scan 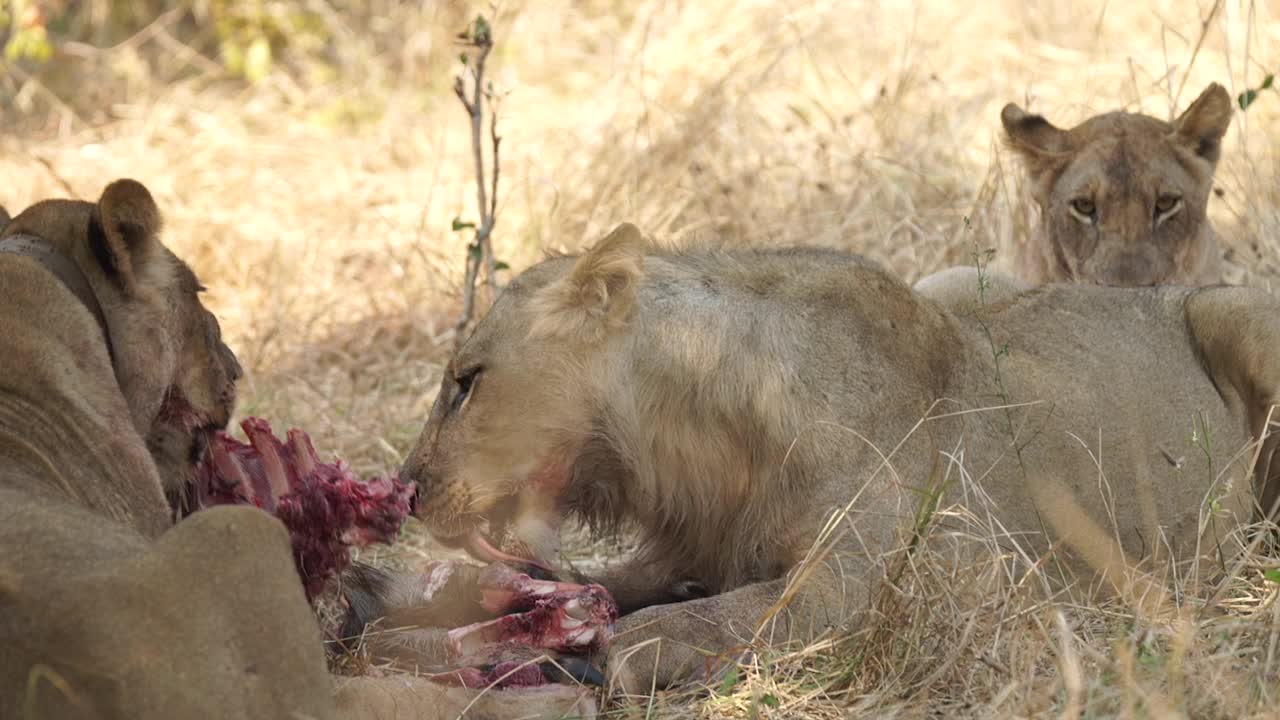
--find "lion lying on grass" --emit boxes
[0,181,598,720]
[386,223,1280,695]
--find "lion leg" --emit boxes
[0,489,151,720]
[603,561,858,695]
[334,675,599,720]
[17,505,337,720]
[576,563,710,616]
[139,505,337,716]
[1185,286,1280,518]
[342,560,613,687]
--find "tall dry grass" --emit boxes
[6,0,1280,716]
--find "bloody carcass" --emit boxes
[192,417,615,692]
[194,417,416,600]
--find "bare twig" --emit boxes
[451,13,503,352]
[58,6,184,57]
[487,108,502,291]
[30,154,77,197]
[2,62,90,135]
[1170,0,1222,114]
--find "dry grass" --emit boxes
[6,0,1280,716]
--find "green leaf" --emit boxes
[451,217,476,232]
[1264,568,1280,584]
[718,664,741,695]
[1137,647,1162,669]
[760,693,780,708]
[1239,89,1260,111]
[244,36,273,83]
[494,260,510,271]
[4,26,53,63]
[468,243,483,261]
[1263,74,1275,91]
[219,39,244,74]
[474,15,491,40]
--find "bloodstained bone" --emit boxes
[446,562,617,660]
[339,560,616,690]
[195,417,416,600]
[194,420,614,693]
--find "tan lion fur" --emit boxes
[401,224,1280,694]
[1003,82,1232,287]
[334,676,599,719]
[0,182,601,720]
[0,180,342,719]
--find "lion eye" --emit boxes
[451,366,482,412]
[1154,194,1182,219]
[1069,197,1096,220]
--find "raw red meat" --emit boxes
[338,559,616,689]
[195,417,416,600]
[449,562,616,658]
[193,419,616,693]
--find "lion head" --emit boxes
[1,179,242,514]
[402,224,647,569]
[1001,82,1232,287]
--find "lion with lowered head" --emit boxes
[392,223,1280,695]
[1002,82,1233,287]
[0,179,342,719]
[0,180,602,720]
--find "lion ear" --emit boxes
[1001,103,1070,171]
[529,222,647,342]
[1173,82,1233,165]
[89,178,162,295]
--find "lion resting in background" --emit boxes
[393,223,1280,694]
[0,182,597,720]
[1002,82,1233,287]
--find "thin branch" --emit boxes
[484,107,501,292]
[1172,0,1223,112]
[31,154,77,197]
[454,248,480,353]
[451,15,502,352]
[466,41,491,233]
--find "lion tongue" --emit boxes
[464,529,553,574]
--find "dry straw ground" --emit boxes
[6,0,1280,717]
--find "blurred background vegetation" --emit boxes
[6,4,1280,713]
[0,0,478,127]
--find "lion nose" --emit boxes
[223,344,244,383]
[399,457,431,516]
[1098,252,1159,287]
